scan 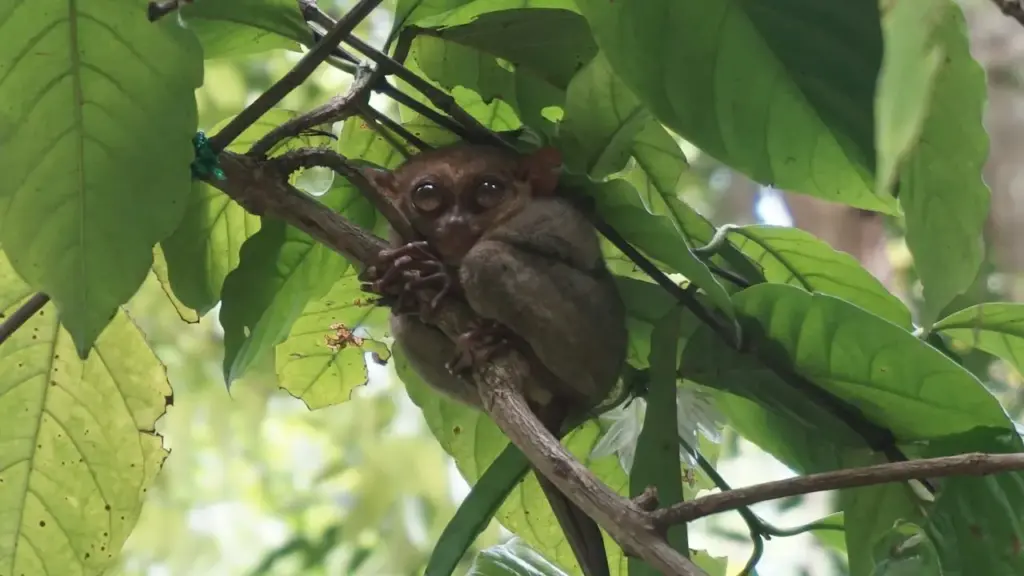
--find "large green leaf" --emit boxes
[400,353,627,576]
[0,3,203,356]
[275,267,390,409]
[180,0,308,58]
[219,180,376,385]
[871,522,942,576]
[162,111,331,316]
[0,251,172,575]
[557,53,650,180]
[726,225,912,328]
[574,0,897,214]
[933,303,1024,375]
[731,284,1009,440]
[894,4,990,327]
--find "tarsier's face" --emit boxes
[389,146,537,265]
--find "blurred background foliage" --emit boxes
[105,0,1024,574]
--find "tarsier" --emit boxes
[360,143,628,576]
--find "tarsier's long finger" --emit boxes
[378,240,435,264]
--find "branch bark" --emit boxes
[655,451,1024,526]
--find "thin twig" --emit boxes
[360,104,430,151]
[270,147,416,242]
[655,451,1024,526]
[0,292,51,346]
[208,0,384,153]
[359,112,416,158]
[248,66,376,157]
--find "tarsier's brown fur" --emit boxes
[363,143,627,576]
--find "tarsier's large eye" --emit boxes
[411,182,443,212]
[474,178,506,209]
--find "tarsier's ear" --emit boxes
[518,146,563,196]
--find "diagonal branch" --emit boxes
[655,451,1024,527]
[992,0,1024,26]
[0,292,50,347]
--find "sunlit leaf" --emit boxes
[574,0,897,214]
[150,247,199,324]
[933,303,1024,376]
[726,225,912,328]
[180,0,309,58]
[0,4,202,355]
[895,5,990,327]
[0,251,172,575]
[469,538,568,576]
[275,268,389,410]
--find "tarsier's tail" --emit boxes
[534,399,611,576]
[536,473,611,576]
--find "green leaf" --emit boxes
[895,5,990,327]
[558,53,650,179]
[427,443,530,576]
[731,284,1010,440]
[874,0,947,195]
[923,427,1024,574]
[150,247,200,324]
[933,303,1024,375]
[727,225,912,328]
[400,351,628,576]
[0,5,203,356]
[629,307,687,575]
[180,0,309,58]
[0,251,173,575]
[275,267,390,410]
[574,0,898,214]
[590,180,735,320]
[163,110,330,315]
[422,8,597,90]
[219,180,376,385]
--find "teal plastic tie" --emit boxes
[190,131,225,180]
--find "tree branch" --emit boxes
[208,0,384,153]
[992,0,1024,26]
[655,451,1024,526]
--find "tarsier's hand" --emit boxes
[446,319,514,375]
[360,241,453,317]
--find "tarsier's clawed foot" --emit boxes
[360,241,451,315]
[447,320,513,375]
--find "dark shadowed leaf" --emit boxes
[180,0,309,57]
[574,0,897,213]
[0,6,202,355]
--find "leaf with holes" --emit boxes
[895,5,990,327]
[400,350,628,576]
[0,4,202,356]
[575,0,897,213]
[727,225,912,328]
[275,267,390,410]
[220,180,377,386]
[0,250,172,575]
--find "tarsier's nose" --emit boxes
[436,213,479,262]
